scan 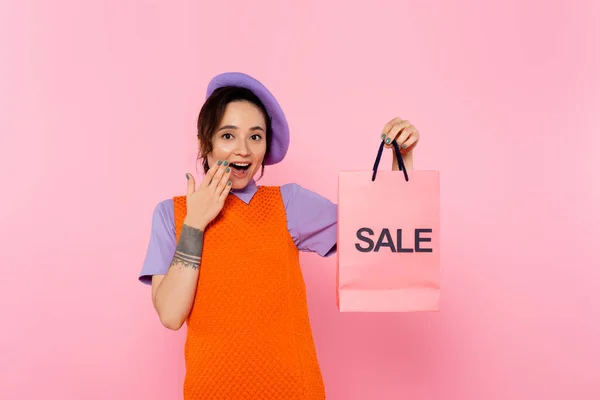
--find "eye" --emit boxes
[222,133,233,140]
[250,134,262,141]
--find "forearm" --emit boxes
[153,224,204,330]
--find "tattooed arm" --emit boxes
[148,160,232,330]
[151,224,204,330]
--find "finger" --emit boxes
[211,152,235,187]
[186,173,196,196]
[382,120,412,147]
[399,133,419,153]
[216,158,233,191]
[201,159,221,188]
[210,157,231,191]
[209,160,230,190]
[215,167,232,197]
[381,117,404,135]
[218,180,233,202]
[395,126,416,148]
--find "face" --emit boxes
[204,100,267,189]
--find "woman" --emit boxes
[139,72,420,399]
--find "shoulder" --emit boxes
[277,183,338,257]
[279,182,334,209]
[149,198,176,234]
[278,182,336,221]
[279,182,300,208]
[152,198,174,219]
[138,199,176,285]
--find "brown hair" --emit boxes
[197,86,272,177]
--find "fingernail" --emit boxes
[226,167,230,173]
[186,173,189,180]
[401,143,407,149]
[217,160,223,165]
[381,134,386,140]
[227,181,232,186]
[385,138,391,144]
[223,161,229,166]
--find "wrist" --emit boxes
[183,216,207,232]
[392,151,413,171]
[175,224,204,258]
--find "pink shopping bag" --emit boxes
[337,140,440,312]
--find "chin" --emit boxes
[230,174,253,190]
[230,165,259,188]
[230,180,247,190]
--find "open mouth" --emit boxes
[229,162,251,179]
[230,162,251,171]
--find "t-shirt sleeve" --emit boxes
[138,199,176,285]
[280,183,338,257]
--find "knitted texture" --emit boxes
[173,187,325,399]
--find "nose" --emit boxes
[234,138,250,156]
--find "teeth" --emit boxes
[232,163,250,166]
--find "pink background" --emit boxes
[1,0,599,399]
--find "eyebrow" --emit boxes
[217,125,265,132]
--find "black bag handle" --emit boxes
[371,139,409,182]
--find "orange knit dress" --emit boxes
[173,186,326,399]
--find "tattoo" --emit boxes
[170,224,204,270]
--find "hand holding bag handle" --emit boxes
[371,139,409,182]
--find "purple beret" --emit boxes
[205,72,290,166]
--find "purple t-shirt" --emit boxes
[138,180,338,285]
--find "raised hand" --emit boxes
[183,159,233,231]
[380,117,420,155]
